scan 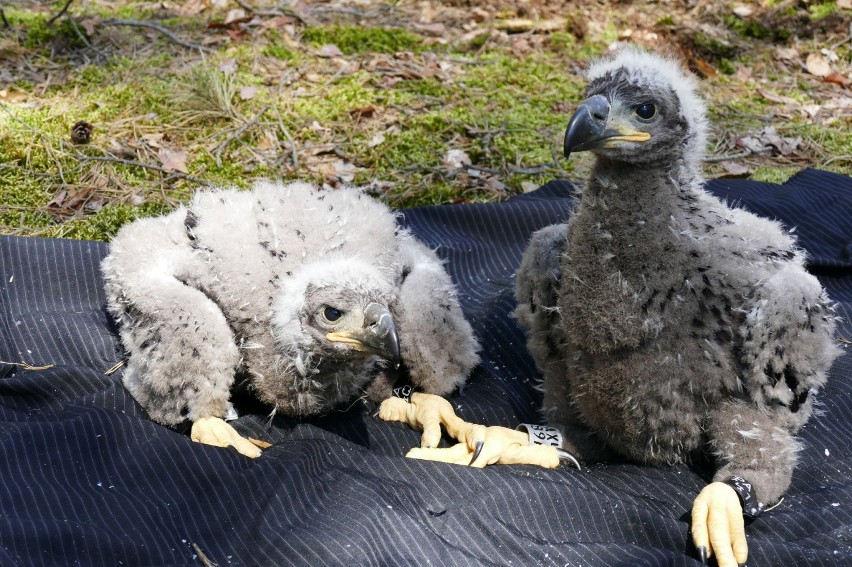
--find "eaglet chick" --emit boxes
[103,181,480,457]
[378,49,841,567]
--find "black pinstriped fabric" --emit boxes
[0,168,850,566]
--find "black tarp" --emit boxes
[0,169,850,566]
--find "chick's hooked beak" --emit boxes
[326,303,401,368]
[563,94,651,158]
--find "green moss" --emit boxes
[656,15,676,26]
[291,73,378,122]
[262,44,296,61]
[808,2,838,20]
[57,201,171,241]
[546,32,576,53]
[302,26,423,54]
[16,13,86,50]
[724,15,769,39]
[718,58,736,75]
[750,165,799,184]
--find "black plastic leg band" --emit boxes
[722,476,765,519]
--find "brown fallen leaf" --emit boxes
[805,53,831,77]
[158,148,189,173]
[774,46,799,61]
[177,0,209,16]
[443,149,471,169]
[224,9,247,25]
[756,87,799,106]
[824,73,851,87]
[349,105,376,119]
[317,44,344,58]
[720,161,750,177]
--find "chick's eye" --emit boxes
[322,306,344,322]
[636,103,656,120]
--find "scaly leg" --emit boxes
[378,393,578,469]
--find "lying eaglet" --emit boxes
[102,181,480,457]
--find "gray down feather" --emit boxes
[102,181,480,426]
[514,48,841,507]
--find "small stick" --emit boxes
[273,106,299,172]
[78,155,218,187]
[703,147,771,163]
[104,360,125,375]
[102,19,211,52]
[47,0,75,26]
[0,360,55,371]
[213,105,269,167]
[1,9,10,29]
[191,544,218,567]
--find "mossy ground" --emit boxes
[1,0,850,240]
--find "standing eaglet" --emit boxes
[102,181,480,458]
[378,49,841,567]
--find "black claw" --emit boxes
[697,546,708,565]
[555,448,582,470]
[468,441,484,466]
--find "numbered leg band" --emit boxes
[517,423,563,447]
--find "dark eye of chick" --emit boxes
[322,306,344,323]
[636,102,656,120]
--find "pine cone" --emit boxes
[70,121,93,145]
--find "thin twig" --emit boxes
[0,360,55,371]
[272,105,299,171]
[191,544,218,567]
[47,0,75,26]
[703,147,771,163]
[213,105,269,167]
[232,0,284,17]
[102,19,211,52]
[78,155,218,187]
[1,9,10,29]
[104,360,125,375]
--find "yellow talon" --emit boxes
[191,416,264,458]
[691,482,748,567]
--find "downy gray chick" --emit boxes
[102,181,480,456]
[514,48,841,566]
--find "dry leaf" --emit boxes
[774,46,799,61]
[78,16,100,37]
[219,59,237,74]
[177,0,208,16]
[720,161,750,176]
[158,148,189,173]
[317,44,344,58]
[521,181,539,193]
[224,9,247,25]
[805,53,831,77]
[239,85,257,100]
[367,132,386,148]
[349,105,376,119]
[141,133,165,149]
[443,149,471,169]
[824,73,851,87]
[311,159,358,182]
[256,130,278,152]
[413,22,446,36]
[838,0,851,8]
[756,88,799,106]
[732,4,754,17]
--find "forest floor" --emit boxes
[0,0,850,239]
